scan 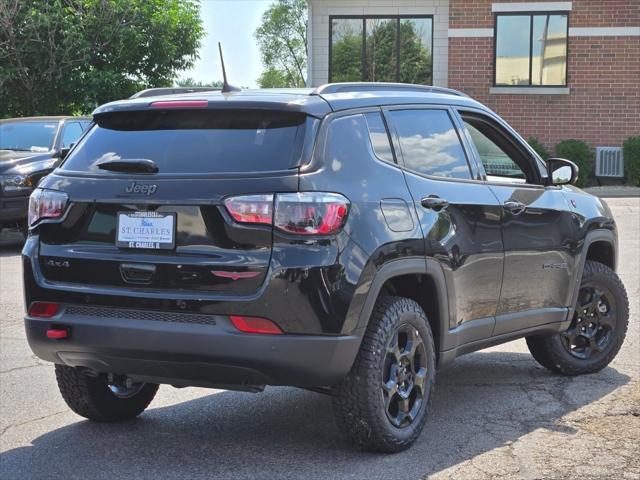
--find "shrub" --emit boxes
[623,136,640,187]
[555,139,593,187]
[527,137,549,160]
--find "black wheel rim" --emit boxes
[562,284,617,359]
[382,323,428,428]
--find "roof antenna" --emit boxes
[218,42,240,93]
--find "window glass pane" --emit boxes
[0,121,58,151]
[62,110,308,174]
[495,15,531,86]
[532,14,567,86]
[390,109,470,179]
[463,121,526,181]
[364,112,394,162]
[61,122,83,148]
[364,18,397,82]
[399,18,433,84]
[331,19,363,82]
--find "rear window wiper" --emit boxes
[96,158,158,174]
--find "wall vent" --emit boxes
[595,147,624,177]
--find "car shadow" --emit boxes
[0,351,629,480]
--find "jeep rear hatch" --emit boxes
[34,108,318,295]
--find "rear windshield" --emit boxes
[61,110,310,174]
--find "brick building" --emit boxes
[306,1,639,152]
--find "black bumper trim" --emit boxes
[25,306,361,388]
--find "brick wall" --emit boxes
[449,0,640,151]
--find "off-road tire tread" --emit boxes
[526,260,629,375]
[333,296,436,453]
[55,365,158,422]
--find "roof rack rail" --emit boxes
[130,87,220,99]
[311,82,468,97]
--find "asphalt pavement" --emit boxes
[1,197,638,480]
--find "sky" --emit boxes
[178,0,273,88]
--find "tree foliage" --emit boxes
[0,0,204,117]
[623,136,640,187]
[176,78,223,88]
[255,0,306,88]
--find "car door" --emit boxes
[456,109,579,335]
[384,106,504,341]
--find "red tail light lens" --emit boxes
[28,302,60,318]
[28,189,69,226]
[230,315,283,334]
[223,192,349,235]
[275,192,349,234]
[224,194,274,224]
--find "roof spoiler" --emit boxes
[129,87,220,99]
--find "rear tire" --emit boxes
[526,260,629,375]
[55,365,159,422]
[332,296,436,453]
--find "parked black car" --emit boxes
[22,84,629,452]
[1,116,90,234]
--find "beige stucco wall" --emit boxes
[307,0,449,87]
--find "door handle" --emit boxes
[504,200,526,215]
[421,196,449,211]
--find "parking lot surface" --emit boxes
[1,197,638,480]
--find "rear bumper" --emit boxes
[25,305,361,388]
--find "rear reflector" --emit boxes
[28,302,60,318]
[230,315,283,335]
[150,100,208,109]
[46,328,69,340]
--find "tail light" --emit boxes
[224,194,273,225]
[28,302,60,318]
[28,189,68,226]
[224,192,349,235]
[230,315,283,334]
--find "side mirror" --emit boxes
[547,157,579,186]
[59,142,75,160]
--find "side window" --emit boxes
[461,119,528,183]
[388,109,471,179]
[364,112,394,163]
[60,122,83,149]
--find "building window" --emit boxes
[494,13,568,86]
[329,16,433,85]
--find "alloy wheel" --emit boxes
[382,323,428,428]
[562,284,617,359]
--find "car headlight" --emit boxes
[0,175,34,193]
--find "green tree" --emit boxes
[255,0,307,88]
[0,0,204,117]
[176,77,223,88]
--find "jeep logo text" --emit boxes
[125,182,158,196]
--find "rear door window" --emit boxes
[61,110,311,174]
[388,109,471,179]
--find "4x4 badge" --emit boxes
[124,182,158,196]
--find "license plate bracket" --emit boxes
[116,211,176,250]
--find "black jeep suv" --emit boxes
[23,83,629,452]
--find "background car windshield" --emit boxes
[0,121,58,152]
[61,110,308,174]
